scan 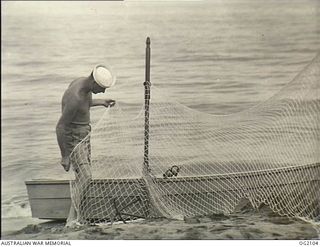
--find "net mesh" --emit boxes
[69,53,320,225]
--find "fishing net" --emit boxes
[69,53,320,225]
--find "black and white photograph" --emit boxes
[1,0,320,241]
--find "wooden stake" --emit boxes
[143,37,151,175]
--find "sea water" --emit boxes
[1,0,319,234]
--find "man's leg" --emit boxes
[67,156,92,225]
[77,162,92,223]
[73,128,92,223]
[66,125,92,225]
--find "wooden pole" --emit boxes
[143,37,151,175]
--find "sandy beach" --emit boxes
[3,203,319,240]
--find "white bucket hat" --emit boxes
[92,64,116,88]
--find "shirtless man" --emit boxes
[56,64,116,172]
[56,65,116,224]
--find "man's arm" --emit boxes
[56,100,78,158]
[91,99,116,108]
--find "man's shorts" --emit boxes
[65,124,91,174]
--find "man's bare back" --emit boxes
[62,78,92,125]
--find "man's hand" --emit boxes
[61,156,71,172]
[103,99,116,108]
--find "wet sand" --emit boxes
[2,203,319,240]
